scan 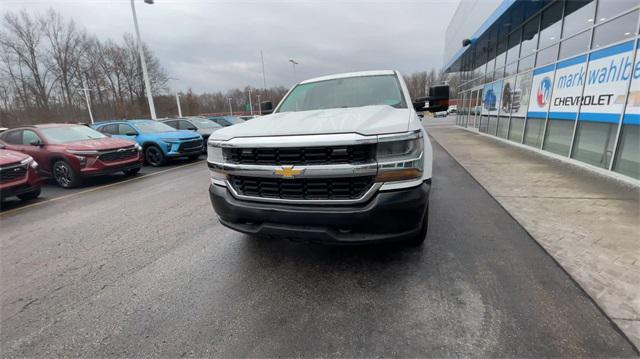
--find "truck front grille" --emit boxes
[99,148,138,162]
[0,164,27,183]
[224,144,375,165]
[229,175,375,200]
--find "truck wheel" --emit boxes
[407,205,429,246]
[17,188,41,201]
[145,145,165,167]
[52,160,81,188]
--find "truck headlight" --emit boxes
[207,141,227,183]
[375,131,424,182]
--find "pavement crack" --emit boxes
[17,298,39,314]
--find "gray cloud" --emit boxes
[1,0,459,92]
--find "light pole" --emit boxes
[228,98,233,116]
[130,0,157,120]
[79,88,94,124]
[289,58,299,83]
[260,50,267,89]
[257,94,261,115]
[175,94,182,117]
[168,77,182,117]
[248,88,253,115]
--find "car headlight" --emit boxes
[20,156,39,170]
[375,131,424,182]
[160,138,179,144]
[134,143,142,152]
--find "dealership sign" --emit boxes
[527,64,555,118]
[625,45,640,125]
[529,40,639,123]
[580,41,637,123]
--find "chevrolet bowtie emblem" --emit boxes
[274,166,304,179]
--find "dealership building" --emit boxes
[444,0,639,180]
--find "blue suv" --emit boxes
[92,119,203,166]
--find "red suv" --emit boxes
[0,145,42,202]
[0,124,143,188]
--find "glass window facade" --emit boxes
[559,30,591,59]
[453,0,640,181]
[591,10,639,49]
[539,2,563,49]
[562,0,596,38]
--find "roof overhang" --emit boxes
[443,0,551,73]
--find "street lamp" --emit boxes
[130,0,157,120]
[228,98,233,116]
[168,77,182,117]
[248,88,253,115]
[257,94,261,115]
[289,58,299,83]
[79,88,94,124]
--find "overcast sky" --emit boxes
[1,0,459,93]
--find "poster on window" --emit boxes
[500,76,516,115]
[579,41,636,122]
[548,55,588,118]
[624,46,640,125]
[481,80,503,116]
[527,64,555,118]
[512,71,532,117]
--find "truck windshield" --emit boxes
[277,74,406,113]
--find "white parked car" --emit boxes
[207,70,433,244]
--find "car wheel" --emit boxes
[406,205,429,246]
[53,160,80,188]
[17,188,41,201]
[123,167,141,176]
[145,145,165,167]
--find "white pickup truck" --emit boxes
[207,70,433,244]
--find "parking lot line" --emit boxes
[0,160,204,217]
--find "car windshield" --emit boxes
[133,121,176,133]
[211,118,232,126]
[41,125,106,143]
[277,74,406,113]
[228,117,244,124]
[191,119,222,129]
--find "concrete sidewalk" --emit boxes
[428,126,640,349]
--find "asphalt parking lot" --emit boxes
[0,128,637,357]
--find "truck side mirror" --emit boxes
[261,101,274,115]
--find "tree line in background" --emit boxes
[403,69,460,101]
[0,9,458,128]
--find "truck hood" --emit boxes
[64,137,136,151]
[210,105,411,141]
[0,149,30,166]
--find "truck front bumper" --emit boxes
[209,180,430,244]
